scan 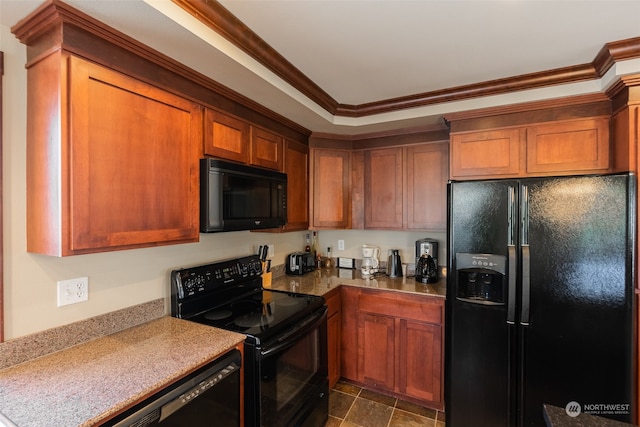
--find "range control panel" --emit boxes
[172,255,263,300]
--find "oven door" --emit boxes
[246,307,328,427]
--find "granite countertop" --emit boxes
[270,267,446,298]
[0,317,245,427]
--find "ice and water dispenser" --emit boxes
[455,253,506,304]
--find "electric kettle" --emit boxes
[415,254,438,283]
[387,249,403,278]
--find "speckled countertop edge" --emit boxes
[270,267,447,298]
[0,317,245,427]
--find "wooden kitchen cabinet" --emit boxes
[406,142,449,230]
[282,139,309,231]
[325,287,342,388]
[27,54,201,256]
[362,142,448,231]
[204,108,250,163]
[364,147,404,229]
[250,126,283,171]
[450,117,609,179]
[342,286,444,410]
[310,149,351,229]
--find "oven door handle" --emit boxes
[260,307,327,359]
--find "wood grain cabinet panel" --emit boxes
[357,312,396,390]
[397,319,442,404]
[27,54,201,256]
[364,147,404,229]
[250,127,283,171]
[450,117,610,180]
[450,128,523,178]
[326,288,342,388]
[343,287,444,410]
[526,118,609,174]
[406,143,449,230]
[204,108,249,163]
[310,149,351,228]
[282,139,309,231]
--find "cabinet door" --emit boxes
[357,313,396,391]
[450,128,524,179]
[364,147,404,229]
[204,108,249,163]
[406,143,449,230]
[283,140,309,231]
[340,286,359,380]
[310,149,351,228]
[526,118,609,174]
[250,127,283,171]
[326,288,342,388]
[61,56,201,254]
[397,319,443,406]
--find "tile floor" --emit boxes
[326,380,445,427]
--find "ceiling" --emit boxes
[3,0,640,135]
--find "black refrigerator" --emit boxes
[445,174,636,427]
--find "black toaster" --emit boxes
[285,252,316,275]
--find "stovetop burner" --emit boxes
[170,255,325,345]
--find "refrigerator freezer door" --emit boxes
[520,175,634,425]
[447,180,518,427]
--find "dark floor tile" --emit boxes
[359,388,397,407]
[395,399,437,419]
[333,380,361,396]
[345,397,393,427]
[437,410,446,422]
[324,415,342,427]
[329,390,356,419]
[389,409,436,426]
[435,420,445,427]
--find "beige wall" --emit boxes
[1,24,445,340]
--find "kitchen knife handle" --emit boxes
[507,245,517,324]
[520,244,530,326]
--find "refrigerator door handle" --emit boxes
[520,185,531,326]
[507,186,517,324]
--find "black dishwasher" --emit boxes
[105,349,241,427]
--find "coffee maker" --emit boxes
[415,238,439,269]
[361,245,380,276]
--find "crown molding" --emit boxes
[175,0,640,119]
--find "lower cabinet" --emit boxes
[326,288,342,388]
[341,286,444,410]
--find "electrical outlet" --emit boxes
[268,244,275,257]
[338,240,345,251]
[57,277,89,307]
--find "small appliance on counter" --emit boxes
[415,254,438,283]
[361,245,380,276]
[387,249,403,278]
[286,251,316,275]
[415,238,439,269]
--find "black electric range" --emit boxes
[170,255,325,344]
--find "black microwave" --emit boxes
[200,158,287,232]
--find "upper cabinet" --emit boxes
[310,149,352,229]
[204,108,250,163]
[282,140,309,231]
[250,127,284,171]
[448,98,612,180]
[14,1,312,254]
[361,143,449,231]
[27,54,202,256]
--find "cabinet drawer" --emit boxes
[358,292,443,325]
